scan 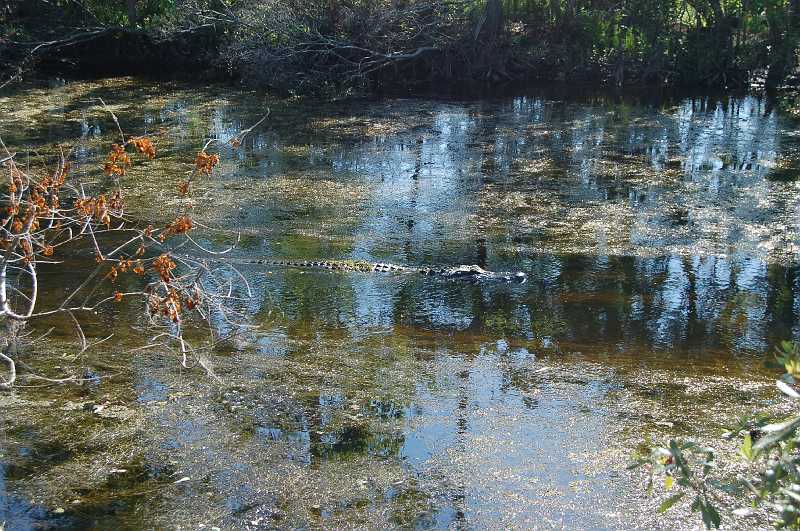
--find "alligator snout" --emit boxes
[499,271,527,283]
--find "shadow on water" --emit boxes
[0,451,169,529]
[1,79,800,528]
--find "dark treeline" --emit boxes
[2,0,800,94]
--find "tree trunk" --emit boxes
[766,0,800,88]
[126,0,137,27]
[708,0,724,25]
[550,0,561,24]
[477,0,504,43]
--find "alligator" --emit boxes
[204,258,527,283]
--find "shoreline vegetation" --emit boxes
[2,1,800,96]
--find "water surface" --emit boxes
[0,79,798,529]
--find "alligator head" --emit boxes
[440,265,527,283]
[502,271,528,283]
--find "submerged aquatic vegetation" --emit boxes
[1,79,800,528]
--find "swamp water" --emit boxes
[1,79,800,529]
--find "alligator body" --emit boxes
[214,258,527,283]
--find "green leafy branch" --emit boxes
[633,341,800,529]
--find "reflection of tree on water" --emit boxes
[9,80,800,529]
[446,367,469,527]
[152,88,800,517]
[246,250,800,359]
[766,265,798,345]
[124,91,800,526]
[203,87,798,265]
[542,254,799,354]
